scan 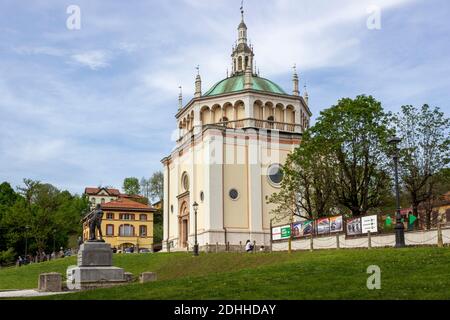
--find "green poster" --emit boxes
[281,226,291,239]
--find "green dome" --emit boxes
[204,75,286,97]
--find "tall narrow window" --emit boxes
[106,224,114,236]
[139,226,147,237]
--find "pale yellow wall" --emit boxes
[168,162,178,240]
[83,210,154,249]
[223,140,249,229]
[261,147,291,230]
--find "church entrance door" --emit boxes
[178,198,190,248]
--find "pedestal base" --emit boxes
[66,266,127,290]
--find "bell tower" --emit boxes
[231,3,254,76]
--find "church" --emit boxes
[162,7,311,252]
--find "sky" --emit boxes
[0,0,449,194]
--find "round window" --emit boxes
[267,164,283,187]
[229,189,239,201]
[182,172,189,191]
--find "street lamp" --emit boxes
[24,225,30,263]
[53,229,57,255]
[193,201,199,256]
[388,136,406,248]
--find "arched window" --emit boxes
[245,56,249,69]
[119,224,134,237]
[101,198,105,204]
[238,56,243,71]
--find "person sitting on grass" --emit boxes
[245,240,254,253]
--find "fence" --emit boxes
[271,226,450,251]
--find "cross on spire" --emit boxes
[240,0,244,20]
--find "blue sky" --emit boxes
[0,0,449,194]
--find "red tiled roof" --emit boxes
[101,198,155,212]
[84,187,120,196]
[119,194,145,199]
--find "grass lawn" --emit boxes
[1,247,449,300]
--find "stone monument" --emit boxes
[66,205,130,290]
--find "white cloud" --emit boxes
[71,50,111,70]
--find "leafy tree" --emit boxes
[394,104,450,228]
[0,182,17,206]
[0,182,18,251]
[268,131,335,222]
[122,177,140,195]
[140,177,151,200]
[149,171,164,203]
[1,179,88,259]
[311,95,393,216]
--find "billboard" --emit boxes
[272,225,291,241]
[330,216,344,233]
[361,215,378,234]
[346,217,362,236]
[316,218,330,235]
[292,220,314,238]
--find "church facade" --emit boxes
[162,9,311,252]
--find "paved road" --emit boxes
[0,289,69,298]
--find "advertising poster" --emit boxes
[272,226,281,241]
[316,218,330,235]
[292,220,314,238]
[272,225,291,241]
[346,217,362,236]
[361,215,378,234]
[329,216,344,233]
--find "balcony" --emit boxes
[209,118,301,133]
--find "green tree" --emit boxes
[140,177,151,200]
[122,177,140,195]
[0,182,18,252]
[2,179,88,257]
[394,105,450,228]
[149,171,164,203]
[268,131,335,222]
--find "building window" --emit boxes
[229,189,239,201]
[171,205,174,214]
[119,224,134,237]
[91,198,96,204]
[182,172,189,192]
[120,214,135,220]
[106,224,114,236]
[139,225,147,237]
[107,213,114,220]
[101,198,105,204]
[140,214,147,221]
[267,163,283,187]
[200,191,204,202]
[220,117,229,123]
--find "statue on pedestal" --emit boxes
[81,204,104,242]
